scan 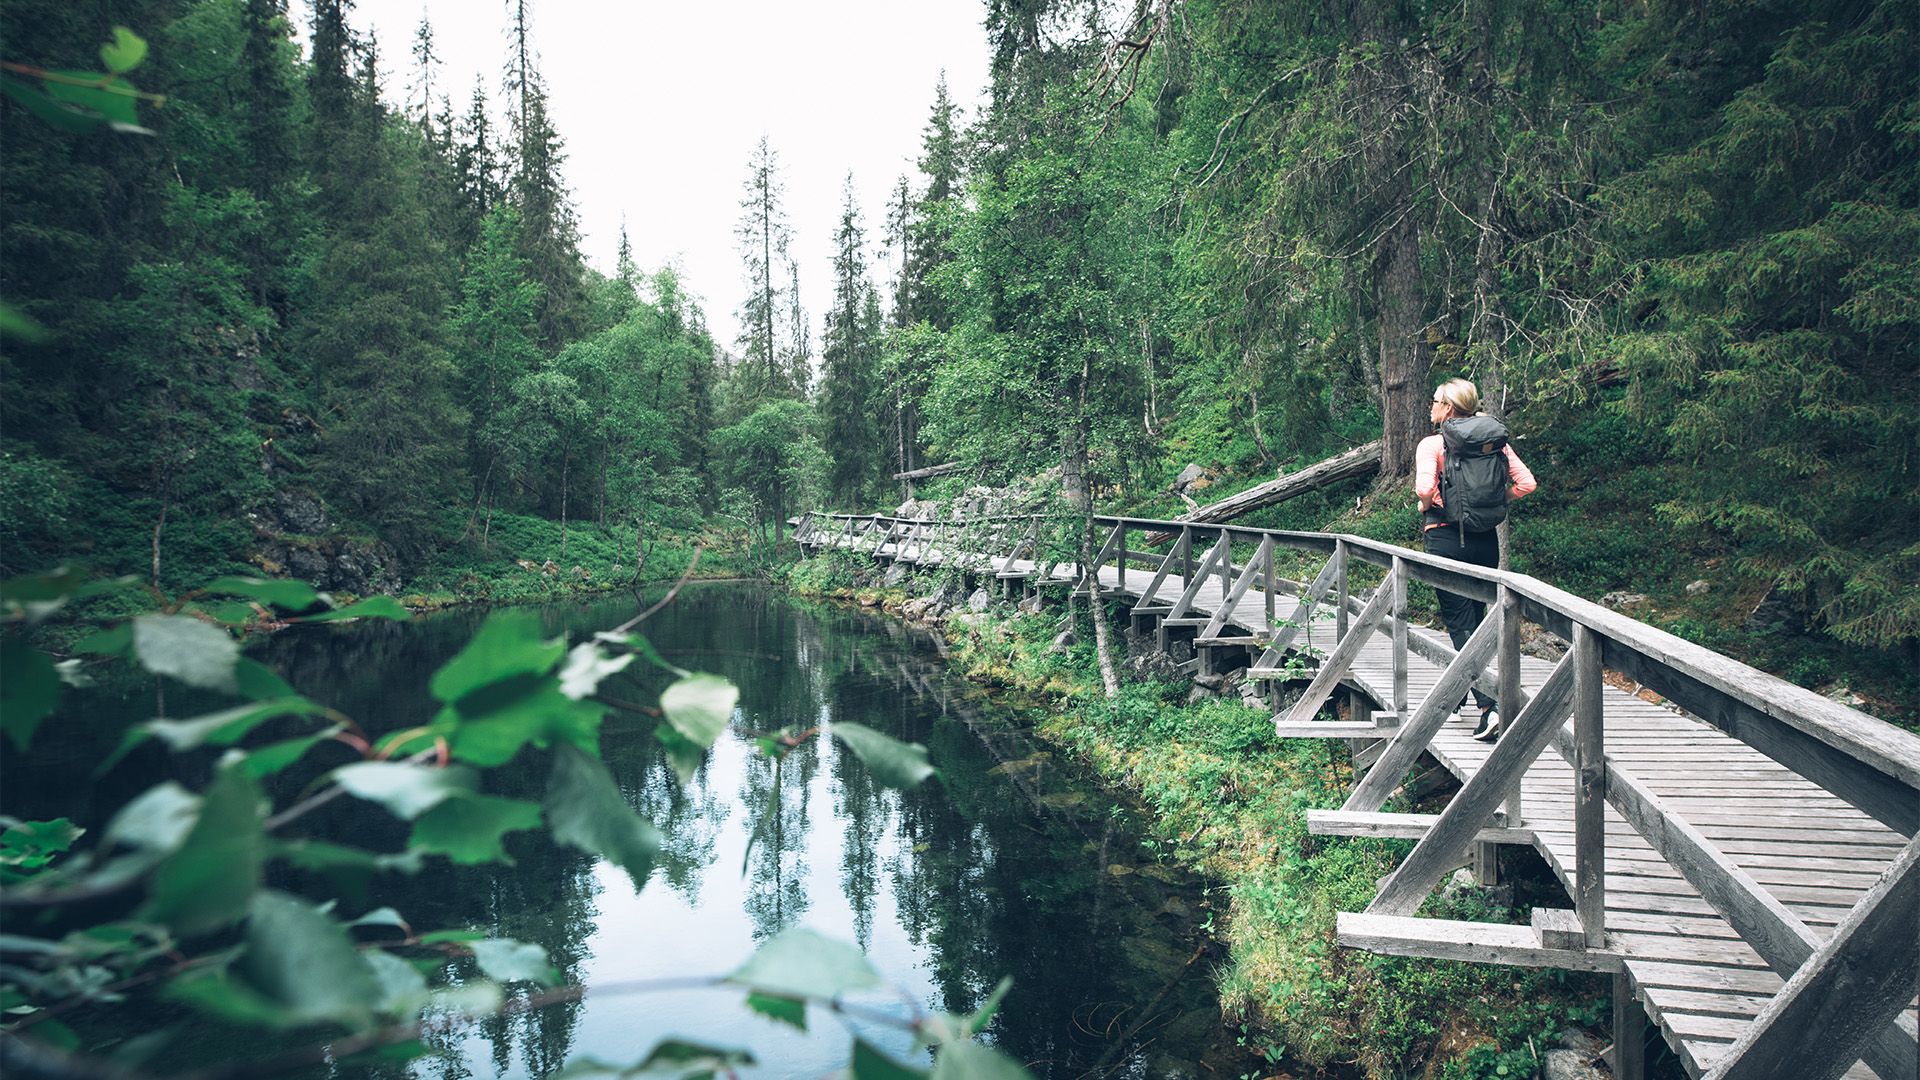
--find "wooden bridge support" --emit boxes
[799,509,1920,1080]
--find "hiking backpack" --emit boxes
[1438,414,1511,534]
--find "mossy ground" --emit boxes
[786,552,1619,1080]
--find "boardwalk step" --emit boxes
[1272,721,1394,739]
[1306,809,1535,845]
[1338,912,1622,972]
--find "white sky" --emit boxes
[324,0,992,354]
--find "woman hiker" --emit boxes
[1415,377,1537,741]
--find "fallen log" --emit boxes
[893,461,962,481]
[1146,440,1382,543]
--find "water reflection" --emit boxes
[19,585,1228,1078]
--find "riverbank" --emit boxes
[784,552,1620,1080]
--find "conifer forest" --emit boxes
[1,1,1916,1078]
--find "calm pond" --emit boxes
[22,584,1240,1078]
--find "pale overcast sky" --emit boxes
[318,0,992,354]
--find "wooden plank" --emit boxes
[1202,536,1272,639]
[1392,556,1409,716]
[1338,912,1622,971]
[1259,550,1341,661]
[1707,836,1920,1080]
[1274,721,1399,739]
[1306,809,1534,844]
[1615,970,1648,1080]
[1369,652,1576,916]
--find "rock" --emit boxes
[541,560,560,577]
[953,612,989,629]
[1174,463,1208,489]
[1166,639,1193,664]
[1600,591,1651,612]
[1185,685,1216,704]
[571,565,590,579]
[1048,629,1077,655]
[1685,578,1711,596]
[1193,672,1225,690]
[1540,1048,1609,1080]
[1521,627,1570,661]
[330,552,372,594]
[1126,651,1183,683]
[1239,681,1268,707]
[1819,683,1866,708]
[1016,593,1043,615]
[275,490,330,534]
[1744,584,1803,634]
[883,563,909,587]
[967,588,991,613]
[858,594,880,607]
[287,547,329,583]
[1441,868,1478,898]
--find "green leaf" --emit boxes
[411,793,541,865]
[849,1039,929,1080]
[297,595,410,622]
[204,576,321,611]
[543,744,662,891]
[831,722,936,789]
[660,673,737,748]
[635,1038,756,1073]
[348,907,410,932]
[469,938,556,986]
[417,928,486,945]
[75,622,132,656]
[240,726,342,778]
[430,611,564,703]
[595,630,688,677]
[132,614,238,693]
[0,819,84,877]
[42,71,141,129]
[725,928,880,1000]
[99,27,149,74]
[1,637,61,750]
[364,949,429,1015]
[104,783,200,852]
[1,75,109,134]
[557,642,634,700]
[142,764,265,936]
[164,969,290,1027]
[143,697,326,751]
[237,891,381,1024]
[929,1040,1033,1080]
[436,680,605,766]
[233,658,296,700]
[330,762,475,820]
[745,990,807,1032]
[654,723,706,786]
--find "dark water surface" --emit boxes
[19,585,1231,1078]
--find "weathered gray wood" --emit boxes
[1259,550,1342,661]
[1392,556,1409,716]
[1500,586,1525,827]
[1614,970,1648,1080]
[1203,536,1272,639]
[1344,609,1504,813]
[1157,440,1383,532]
[893,461,961,480]
[1552,732,1920,1077]
[1276,580,1396,729]
[1369,652,1576,916]
[1707,837,1920,1080]
[1334,539,1350,642]
[1574,623,1607,946]
[1130,527,1189,617]
[1337,912,1622,972]
[1533,908,1586,950]
[1306,809,1535,844]
[1273,721,1398,739]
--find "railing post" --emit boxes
[1391,556,1408,718]
[1500,585,1524,828]
[1335,540,1350,643]
[1573,623,1607,947]
[1181,526,1194,583]
[1118,523,1128,592]
[1264,535,1276,627]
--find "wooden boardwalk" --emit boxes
[799,512,1920,1080]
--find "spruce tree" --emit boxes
[820,177,882,503]
[733,136,792,405]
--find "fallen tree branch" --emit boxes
[1147,440,1383,544]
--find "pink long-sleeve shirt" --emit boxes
[1414,432,1536,530]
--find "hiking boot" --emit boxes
[1471,708,1501,742]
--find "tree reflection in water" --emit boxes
[24,584,1229,1077]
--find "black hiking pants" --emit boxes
[1424,526,1500,714]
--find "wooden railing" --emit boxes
[798,509,1920,1080]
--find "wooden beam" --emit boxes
[1574,624,1607,946]
[1256,549,1341,663]
[1307,809,1534,845]
[1130,527,1188,617]
[1706,836,1920,1080]
[1613,971,1648,1080]
[1344,608,1504,813]
[1203,536,1273,639]
[1150,440,1383,538]
[893,461,961,480]
[1336,912,1622,972]
[1274,721,1399,739]
[1368,651,1576,916]
[1276,576,1397,729]
[1166,531,1231,622]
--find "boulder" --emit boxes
[883,563,910,587]
[967,588,991,613]
[1600,591,1651,612]
[1685,578,1711,596]
[1048,629,1077,655]
[1126,650,1183,683]
[1193,672,1225,690]
[287,547,329,583]
[1522,626,1570,661]
[1174,462,1208,489]
[1016,593,1044,615]
[1166,639,1193,664]
[1541,1048,1609,1080]
[1185,685,1216,704]
[276,490,330,534]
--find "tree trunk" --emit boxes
[1064,352,1120,699]
[150,499,168,589]
[1353,0,1431,480]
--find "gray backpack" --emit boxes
[1439,415,1511,534]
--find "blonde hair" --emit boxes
[1434,377,1481,416]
